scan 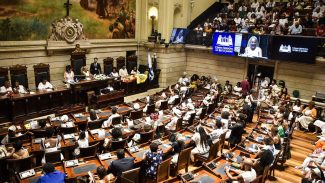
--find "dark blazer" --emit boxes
[90,62,102,75]
[109,157,135,177]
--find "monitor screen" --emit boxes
[269,35,319,63]
[235,33,269,59]
[170,28,189,44]
[212,32,236,56]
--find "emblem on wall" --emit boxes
[48,17,87,43]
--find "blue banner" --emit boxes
[212,32,235,56]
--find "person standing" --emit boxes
[241,76,250,95]
[90,57,102,75]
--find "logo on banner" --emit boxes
[279,44,291,53]
[213,33,235,55]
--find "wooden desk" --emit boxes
[20,165,65,183]
[173,166,222,183]
[70,78,114,104]
[0,87,72,122]
[91,90,124,108]
[64,157,102,179]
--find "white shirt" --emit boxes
[245,47,262,57]
[279,18,288,27]
[38,82,53,90]
[241,168,257,183]
[119,68,128,78]
[251,2,260,9]
[102,113,120,128]
[64,71,74,82]
[192,132,210,153]
[0,86,12,93]
[260,80,269,89]
[234,17,242,25]
[178,77,189,85]
[130,70,140,75]
[168,95,179,104]
[238,6,247,12]
[78,139,89,148]
[289,24,302,35]
[266,1,275,8]
[14,85,27,94]
[110,72,119,78]
[166,116,179,131]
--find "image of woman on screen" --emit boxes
[244,36,262,57]
[173,30,184,43]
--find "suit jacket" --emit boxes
[90,62,102,75]
[109,157,135,177]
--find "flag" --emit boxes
[148,52,154,81]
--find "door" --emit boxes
[247,64,274,87]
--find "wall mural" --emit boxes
[0,0,136,41]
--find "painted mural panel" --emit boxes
[0,0,136,41]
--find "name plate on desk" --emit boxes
[64,133,75,140]
[65,159,79,168]
[99,153,116,160]
[19,169,35,179]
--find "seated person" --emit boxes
[224,80,233,94]
[225,157,257,183]
[296,101,317,131]
[210,119,226,142]
[10,140,29,159]
[155,92,168,109]
[109,67,119,78]
[130,66,140,75]
[0,80,13,94]
[190,126,210,162]
[108,149,135,179]
[94,166,114,183]
[88,109,99,122]
[38,78,53,90]
[143,97,155,113]
[12,81,28,94]
[64,65,74,83]
[103,127,123,150]
[119,66,128,78]
[183,100,196,122]
[129,124,153,146]
[143,142,163,178]
[169,133,185,164]
[77,131,89,148]
[1,125,19,145]
[168,90,180,104]
[41,128,63,164]
[102,107,121,128]
[288,21,302,35]
[178,72,189,86]
[228,121,245,148]
[166,107,182,131]
[37,163,65,183]
[81,66,92,80]
[233,82,242,96]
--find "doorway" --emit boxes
[247,64,275,86]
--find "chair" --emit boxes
[79,142,100,158]
[7,155,35,173]
[77,121,88,131]
[175,118,183,132]
[156,125,166,138]
[159,101,168,110]
[156,157,172,182]
[31,129,48,138]
[261,165,271,183]
[103,57,114,75]
[269,149,282,177]
[139,130,154,144]
[183,113,195,127]
[146,104,156,115]
[45,150,62,164]
[194,140,220,163]
[173,97,181,105]
[9,133,31,144]
[9,64,28,88]
[121,167,141,183]
[170,147,192,177]
[71,45,86,76]
[88,119,104,130]
[60,126,78,135]
[207,103,215,114]
[110,139,127,151]
[33,63,50,88]
[112,116,122,126]
[198,107,207,120]
[126,55,138,74]
[218,132,227,154]
[0,66,9,87]
[116,56,126,71]
[130,110,143,120]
